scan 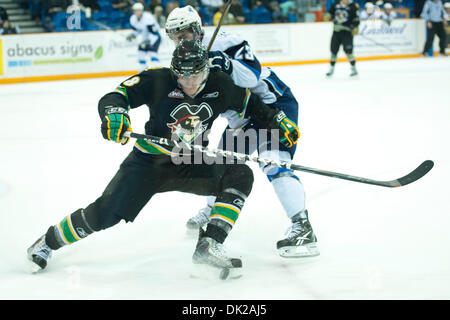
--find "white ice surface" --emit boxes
[0,58,449,299]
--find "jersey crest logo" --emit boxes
[167,103,213,143]
[201,92,219,99]
[168,89,185,99]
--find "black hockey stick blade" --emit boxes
[391,160,434,187]
[291,160,434,188]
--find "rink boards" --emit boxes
[0,19,426,84]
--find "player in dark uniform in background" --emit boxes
[326,0,360,77]
[26,40,300,279]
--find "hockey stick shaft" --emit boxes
[124,132,434,188]
[339,25,393,52]
[207,0,233,52]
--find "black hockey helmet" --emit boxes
[170,39,209,77]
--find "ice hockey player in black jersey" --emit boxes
[326,0,360,77]
[26,40,300,279]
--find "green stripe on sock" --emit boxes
[210,205,240,224]
[60,216,78,244]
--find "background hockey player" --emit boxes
[359,2,381,20]
[126,2,161,71]
[380,3,397,25]
[165,5,319,258]
[326,0,360,77]
[27,40,300,279]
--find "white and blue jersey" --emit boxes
[130,11,161,52]
[203,31,299,157]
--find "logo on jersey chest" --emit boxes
[168,88,185,99]
[167,103,213,143]
[202,91,219,99]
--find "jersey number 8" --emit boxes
[123,76,141,87]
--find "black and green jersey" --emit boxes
[329,0,360,32]
[98,67,279,155]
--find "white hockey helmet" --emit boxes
[132,2,144,11]
[384,2,393,9]
[165,5,204,39]
[365,2,375,13]
[444,2,450,9]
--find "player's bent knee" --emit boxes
[222,164,254,197]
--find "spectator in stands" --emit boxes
[184,0,200,9]
[0,20,20,34]
[0,6,8,24]
[201,0,223,17]
[150,0,163,12]
[153,4,166,27]
[270,1,286,23]
[251,0,272,23]
[421,0,448,56]
[381,2,397,25]
[165,0,180,14]
[77,0,100,18]
[229,0,246,24]
[42,0,70,31]
[213,3,234,25]
[112,0,134,14]
[287,7,297,22]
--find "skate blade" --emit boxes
[278,243,320,258]
[190,263,242,280]
[28,260,44,274]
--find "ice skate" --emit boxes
[350,66,358,77]
[27,235,52,273]
[326,66,335,77]
[192,234,242,280]
[186,205,211,235]
[277,210,320,258]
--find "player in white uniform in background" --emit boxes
[360,2,382,20]
[165,6,319,258]
[380,3,397,25]
[127,3,161,71]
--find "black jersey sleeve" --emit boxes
[98,71,155,118]
[349,3,360,29]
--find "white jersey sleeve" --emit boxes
[203,31,261,88]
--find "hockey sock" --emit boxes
[204,220,231,244]
[209,188,246,229]
[271,175,306,220]
[45,209,95,250]
[330,55,337,66]
[347,54,356,66]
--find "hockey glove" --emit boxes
[270,111,300,148]
[126,33,136,42]
[101,106,132,145]
[208,51,233,75]
[352,27,359,36]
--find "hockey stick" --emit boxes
[207,0,233,52]
[124,132,434,188]
[340,25,393,52]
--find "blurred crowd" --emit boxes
[0,0,449,33]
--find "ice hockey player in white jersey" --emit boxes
[360,2,382,20]
[380,3,397,25]
[165,5,319,258]
[126,2,161,71]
